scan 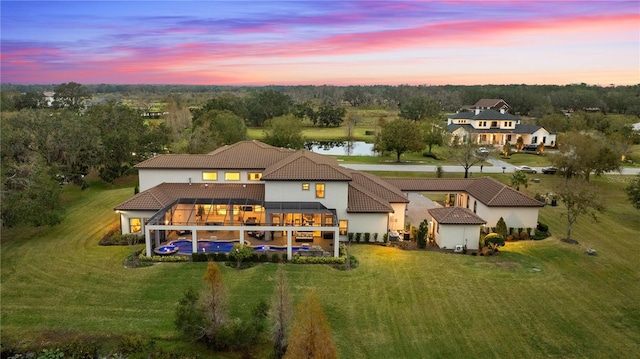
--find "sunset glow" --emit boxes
[1,1,638,85]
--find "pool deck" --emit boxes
[165,230,334,253]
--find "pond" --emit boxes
[306,141,377,156]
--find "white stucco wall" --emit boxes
[389,202,407,231]
[470,198,539,229]
[434,223,481,250]
[264,180,349,210]
[119,210,157,235]
[343,213,388,242]
[138,169,264,191]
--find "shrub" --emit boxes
[347,232,354,243]
[364,130,375,135]
[520,231,530,240]
[363,232,371,243]
[259,253,269,263]
[192,253,207,262]
[373,232,379,242]
[422,152,438,160]
[216,252,228,261]
[482,233,505,251]
[227,243,254,269]
[355,232,362,243]
[495,217,508,239]
[383,233,388,243]
[436,165,444,178]
[271,253,281,263]
[291,256,345,265]
[537,222,549,232]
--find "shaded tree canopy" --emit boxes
[263,114,305,150]
[399,96,440,121]
[550,131,621,181]
[625,174,640,210]
[52,82,92,109]
[556,178,605,243]
[374,118,423,162]
[188,109,247,154]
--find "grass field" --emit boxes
[1,174,639,358]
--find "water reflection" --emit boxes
[306,141,377,156]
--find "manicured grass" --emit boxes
[2,175,639,358]
[499,151,553,167]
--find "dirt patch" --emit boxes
[561,238,579,245]
[496,261,521,269]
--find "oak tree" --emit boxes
[374,118,423,162]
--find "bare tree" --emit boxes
[269,267,293,358]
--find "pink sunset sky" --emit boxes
[1,0,639,86]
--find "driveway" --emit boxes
[405,192,441,227]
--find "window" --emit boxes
[315,183,325,198]
[491,121,498,128]
[202,172,218,181]
[248,172,262,181]
[473,201,477,213]
[531,136,538,144]
[507,134,512,141]
[129,218,141,233]
[225,172,240,181]
[302,183,310,190]
[339,220,348,235]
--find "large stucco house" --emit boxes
[115,140,543,258]
[447,99,557,148]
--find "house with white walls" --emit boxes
[115,140,408,259]
[447,99,557,147]
[115,141,544,258]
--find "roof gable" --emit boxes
[428,207,486,225]
[136,140,293,170]
[383,177,543,207]
[347,182,394,213]
[262,151,351,181]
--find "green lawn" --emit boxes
[1,175,639,358]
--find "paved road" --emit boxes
[342,157,640,175]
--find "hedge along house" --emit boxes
[114,140,409,259]
[383,177,544,248]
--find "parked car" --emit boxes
[515,165,537,174]
[477,147,489,154]
[522,144,539,152]
[541,166,558,174]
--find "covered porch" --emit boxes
[143,199,340,259]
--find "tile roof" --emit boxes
[135,140,293,170]
[473,99,509,109]
[115,183,265,211]
[470,109,519,121]
[383,177,543,207]
[348,171,409,203]
[262,150,351,181]
[347,182,394,213]
[125,140,413,214]
[428,207,486,225]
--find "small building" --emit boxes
[427,207,486,250]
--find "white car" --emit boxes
[515,165,537,174]
[477,147,489,154]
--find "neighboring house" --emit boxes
[448,99,557,147]
[115,140,409,259]
[43,91,55,107]
[115,141,544,258]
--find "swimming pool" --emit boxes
[168,240,310,255]
[170,240,236,254]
